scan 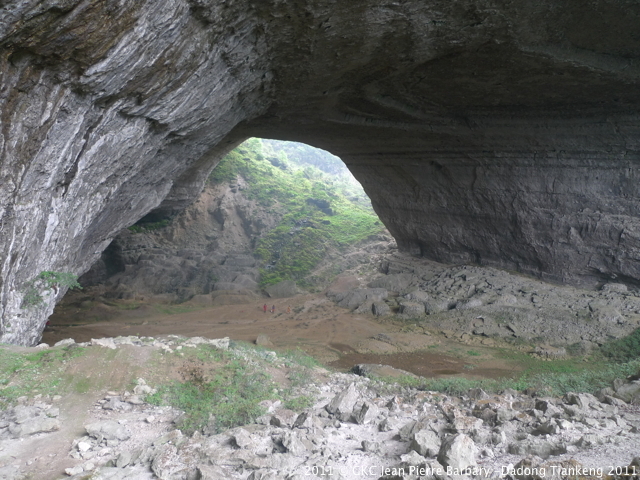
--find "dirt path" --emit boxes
[45,295,394,357]
[44,294,523,380]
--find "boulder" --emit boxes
[265,280,299,298]
[326,383,360,421]
[336,288,388,310]
[9,417,60,437]
[372,301,391,316]
[91,338,117,349]
[85,421,131,442]
[614,381,640,403]
[411,429,441,457]
[437,434,477,470]
[424,299,451,315]
[354,402,379,425]
[455,298,483,310]
[399,301,425,316]
[255,334,273,346]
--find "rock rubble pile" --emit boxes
[328,254,640,350]
[1,336,639,479]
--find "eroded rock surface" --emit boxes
[2,1,640,344]
[328,252,640,349]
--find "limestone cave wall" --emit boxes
[1,0,640,344]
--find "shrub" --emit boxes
[22,271,81,308]
[146,344,321,435]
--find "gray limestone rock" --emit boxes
[424,299,451,315]
[326,383,360,421]
[508,439,567,459]
[265,281,299,299]
[372,301,391,316]
[281,431,307,456]
[354,402,379,425]
[255,334,273,347]
[399,301,426,316]
[9,416,60,437]
[614,381,640,404]
[85,421,131,442]
[411,429,441,458]
[437,434,477,470]
[199,465,237,480]
[336,289,388,310]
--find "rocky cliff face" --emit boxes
[2,0,640,344]
[81,178,275,305]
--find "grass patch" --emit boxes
[0,346,86,407]
[128,219,171,234]
[600,327,640,363]
[73,377,92,394]
[147,344,320,435]
[148,362,275,435]
[279,347,323,370]
[376,359,640,397]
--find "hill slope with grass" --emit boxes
[211,138,387,289]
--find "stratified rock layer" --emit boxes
[1,0,640,344]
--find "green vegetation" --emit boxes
[209,138,385,288]
[600,327,640,363]
[128,219,171,234]
[374,355,640,398]
[147,343,319,435]
[0,346,86,407]
[22,271,81,308]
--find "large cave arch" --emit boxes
[2,0,640,345]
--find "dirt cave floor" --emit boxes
[43,293,525,381]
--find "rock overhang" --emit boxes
[1,0,640,344]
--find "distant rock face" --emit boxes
[2,1,640,344]
[79,180,274,304]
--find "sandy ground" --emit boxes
[43,293,521,380]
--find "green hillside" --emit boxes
[209,138,385,288]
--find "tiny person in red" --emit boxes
[263,303,267,313]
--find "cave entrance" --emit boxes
[46,138,390,341]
